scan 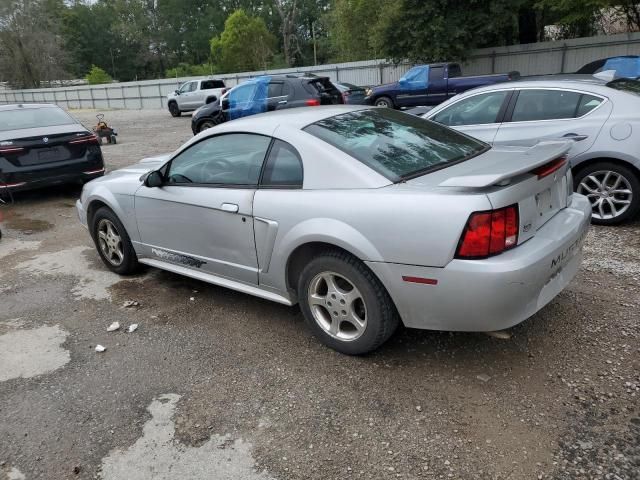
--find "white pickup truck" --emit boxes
[167,78,227,117]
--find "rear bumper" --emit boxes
[367,194,592,331]
[0,160,104,192]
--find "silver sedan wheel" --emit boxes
[307,271,367,341]
[577,170,633,220]
[97,219,124,266]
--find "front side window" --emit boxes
[429,66,444,82]
[304,108,488,182]
[261,140,303,187]
[511,89,584,122]
[432,91,509,126]
[167,134,271,186]
[179,82,196,93]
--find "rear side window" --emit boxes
[201,80,223,90]
[448,64,462,78]
[511,89,586,121]
[261,140,303,188]
[607,78,640,97]
[0,107,75,132]
[429,66,444,82]
[433,91,509,126]
[576,94,604,116]
[268,82,284,98]
[304,108,488,182]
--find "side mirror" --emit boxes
[174,89,180,95]
[398,78,408,88]
[221,99,229,110]
[145,171,164,188]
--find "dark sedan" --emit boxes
[0,104,104,192]
[334,82,367,104]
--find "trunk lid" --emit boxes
[408,141,573,244]
[0,130,97,167]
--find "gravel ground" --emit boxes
[0,109,638,480]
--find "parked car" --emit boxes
[577,55,640,79]
[364,63,519,108]
[190,75,343,134]
[77,106,590,354]
[334,82,367,104]
[0,104,104,192]
[167,78,227,117]
[422,75,640,225]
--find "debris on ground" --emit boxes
[95,345,106,353]
[485,330,512,340]
[127,324,138,333]
[106,322,120,332]
[122,301,140,308]
[476,374,491,383]
[189,297,195,301]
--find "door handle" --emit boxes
[563,133,588,142]
[278,100,287,105]
[220,203,239,213]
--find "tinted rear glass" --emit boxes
[0,107,75,132]
[304,108,488,181]
[201,80,225,89]
[607,78,640,97]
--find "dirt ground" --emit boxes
[0,109,638,480]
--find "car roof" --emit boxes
[216,105,371,132]
[0,103,61,112]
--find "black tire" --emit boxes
[91,207,140,275]
[197,114,225,133]
[574,161,640,225]
[297,250,399,355]
[168,102,181,117]
[374,96,394,108]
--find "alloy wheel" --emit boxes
[97,219,124,266]
[307,271,367,341]
[577,170,633,220]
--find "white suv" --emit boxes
[167,78,226,117]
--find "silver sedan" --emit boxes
[77,106,591,354]
[423,75,640,225]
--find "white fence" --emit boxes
[1,32,639,110]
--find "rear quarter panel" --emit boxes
[253,187,492,294]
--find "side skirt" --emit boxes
[138,257,294,306]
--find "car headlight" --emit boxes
[365,88,372,97]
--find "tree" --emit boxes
[371,0,525,64]
[0,0,69,88]
[85,65,113,85]
[210,10,277,72]
[328,0,384,61]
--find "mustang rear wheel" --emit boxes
[91,207,140,275]
[298,250,399,355]
[575,162,640,225]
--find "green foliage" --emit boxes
[210,10,277,72]
[328,0,385,61]
[165,63,217,78]
[85,65,113,85]
[372,0,526,63]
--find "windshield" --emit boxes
[607,78,640,97]
[0,107,76,132]
[304,108,489,181]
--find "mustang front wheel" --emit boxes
[298,250,399,355]
[92,207,140,275]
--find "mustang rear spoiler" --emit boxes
[439,141,571,188]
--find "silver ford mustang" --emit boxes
[77,106,591,354]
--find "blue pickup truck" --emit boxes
[364,63,519,108]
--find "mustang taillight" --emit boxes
[456,205,519,259]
